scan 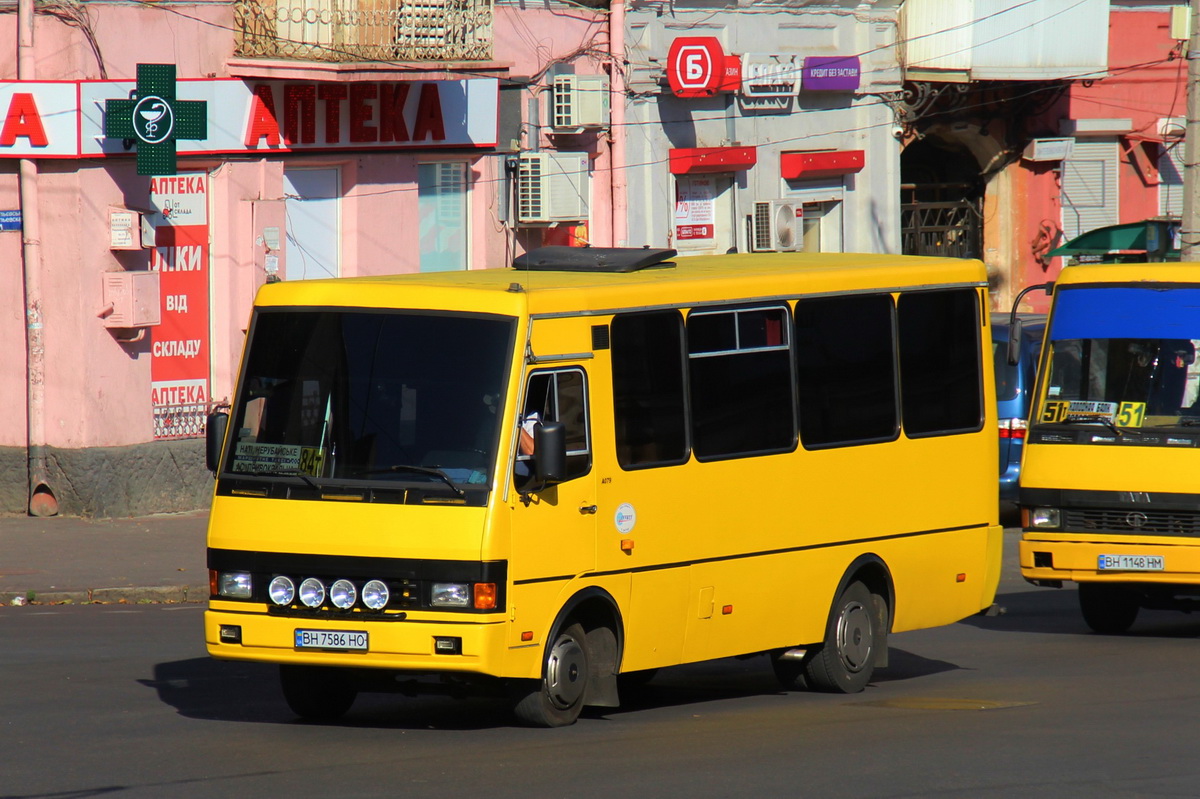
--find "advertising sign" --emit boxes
[0,77,500,159]
[801,56,861,92]
[149,173,209,440]
[666,38,740,98]
[675,177,716,241]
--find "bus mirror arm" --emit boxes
[1007,282,1054,366]
[206,411,229,474]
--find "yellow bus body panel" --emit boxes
[207,251,1002,682]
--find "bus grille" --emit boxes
[1064,509,1200,537]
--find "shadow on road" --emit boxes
[963,586,1200,638]
[144,644,966,730]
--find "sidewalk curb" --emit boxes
[0,586,205,607]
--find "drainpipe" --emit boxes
[18,0,56,517]
[609,0,627,247]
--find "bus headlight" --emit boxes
[362,580,390,610]
[330,579,357,610]
[217,571,252,599]
[431,582,470,607]
[299,578,326,608]
[268,575,296,606]
[1029,507,1061,529]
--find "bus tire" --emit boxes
[804,581,878,693]
[1078,583,1139,634]
[279,665,357,722]
[511,622,590,727]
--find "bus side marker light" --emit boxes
[956,573,967,583]
[620,539,635,553]
[721,605,733,615]
[521,631,534,642]
[474,583,497,610]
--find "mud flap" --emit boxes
[584,625,620,707]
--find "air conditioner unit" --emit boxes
[552,74,610,133]
[1159,117,1186,139]
[516,152,591,224]
[751,200,801,252]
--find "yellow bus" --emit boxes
[205,247,1002,726]
[1019,262,1200,633]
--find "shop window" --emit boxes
[419,162,468,272]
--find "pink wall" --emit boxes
[1,2,611,452]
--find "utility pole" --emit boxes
[1183,0,1200,261]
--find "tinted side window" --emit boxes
[898,288,983,436]
[795,294,898,448]
[687,306,795,459]
[611,311,689,468]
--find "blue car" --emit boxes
[990,312,1046,502]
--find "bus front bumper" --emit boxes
[205,604,538,678]
[1019,535,1200,587]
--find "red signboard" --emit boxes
[666,38,740,98]
[149,173,210,440]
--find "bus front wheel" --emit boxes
[1078,583,1140,634]
[279,664,357,722]
[511,622,590,727]
[804,581,878,693]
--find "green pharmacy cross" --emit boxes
[105,64,207,176]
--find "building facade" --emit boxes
[0,0,611,515]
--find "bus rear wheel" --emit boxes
[279,665,357,722]
[804,581,878,693]
[511,622,590,727]
[1078,583,1140,634]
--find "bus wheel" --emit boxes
[279,665,357,722]
[804,581,878,693]
[511,622,590,727]
[1078,583,1139,634]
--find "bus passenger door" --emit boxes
[507,366,597,627]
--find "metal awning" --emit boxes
[1048,219,1179,257]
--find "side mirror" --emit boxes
[1007,318,1024,367]
[206,411,229,473]
[534,421,567,486]
[1007,281,1055,365]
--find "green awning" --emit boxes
[1049,220,1178,257]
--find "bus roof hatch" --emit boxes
[512,246,677,273]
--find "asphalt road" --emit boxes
[4,524,1200,798]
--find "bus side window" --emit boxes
[517,368,591,485]
[611,310,689,468]
[897,288,984,437]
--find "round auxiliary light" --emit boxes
[362,579,390,611]
[330,579,357,610]
[268,575,296,606]
[299,577,326,608]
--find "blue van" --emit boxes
[990,313,1046,501]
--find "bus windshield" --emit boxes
[223,309,516,487]
[1041,286,1200,429]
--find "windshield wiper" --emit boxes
[374,464,466,498]
[1058,417,1123,437]
[279,471,320,489]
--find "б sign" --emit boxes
[667,37,739,98]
